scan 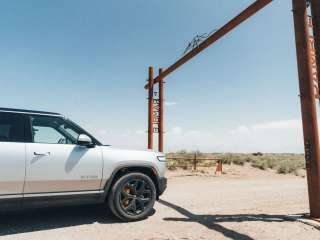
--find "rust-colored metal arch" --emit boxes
[145,0,320,218]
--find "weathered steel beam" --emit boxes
[144,0,273,89]
[292,0,320,218]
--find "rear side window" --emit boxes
[0,112,26,142]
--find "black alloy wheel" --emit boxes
[108,172,156,221]
[120,178,153,215]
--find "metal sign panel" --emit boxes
[153,92,160,133]
[307,15,319,99]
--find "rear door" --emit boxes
[0,112,27,196]
[24,115,103,194]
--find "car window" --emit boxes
[31,115,82,145]
[33,126,67,144]
[0,112,25,142]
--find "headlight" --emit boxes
[157,156,166,162]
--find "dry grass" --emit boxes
[166,152,305,175]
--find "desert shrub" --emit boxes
[277,161,292,174]
[167,152,305,175]
[249,156,277,170]
[167,165,177,171]
[251,159,268,170]
[176,149,188,154]
[277,160,301,174]
[182,165,188,170]
[266,158,277,169]
[252,152,263,156]
[220,154,247,166]
[221,154,233,165]
[203,161,214,167]
[232,157,246,166]
[191,150,204,156]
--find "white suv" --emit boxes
[0,108,167,221]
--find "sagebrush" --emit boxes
[166,151,305,175]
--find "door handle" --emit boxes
[34,152,50,156]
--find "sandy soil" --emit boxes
[0,164,319,240]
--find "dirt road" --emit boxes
[0,165,319,240]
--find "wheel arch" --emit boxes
[103,165,160,200]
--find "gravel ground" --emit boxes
[0,165,319,240]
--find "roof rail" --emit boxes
[0,107,62,116]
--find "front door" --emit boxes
[24,115,103,194]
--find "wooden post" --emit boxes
[193,153,197,171]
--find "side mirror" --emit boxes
[77,134,94,147]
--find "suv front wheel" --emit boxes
[108,172,156,221]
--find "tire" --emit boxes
[107,172,156,221]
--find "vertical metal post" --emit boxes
[148,66,154,150]
[311,0,320,96]
[158,68,164,152]
[293,0,320,218]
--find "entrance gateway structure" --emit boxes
[144,0,320,218]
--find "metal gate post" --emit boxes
[311,0,320,96]
[292,0,320,218]
[158,68,164,152]
[148,66,154,150]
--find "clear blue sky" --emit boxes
[0,0,305,152]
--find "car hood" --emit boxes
[100,146,163,162]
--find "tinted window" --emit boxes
[0,112,25,142]
[31,115,83,144]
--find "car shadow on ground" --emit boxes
[158,199,315,240]
[0,204,121,236]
